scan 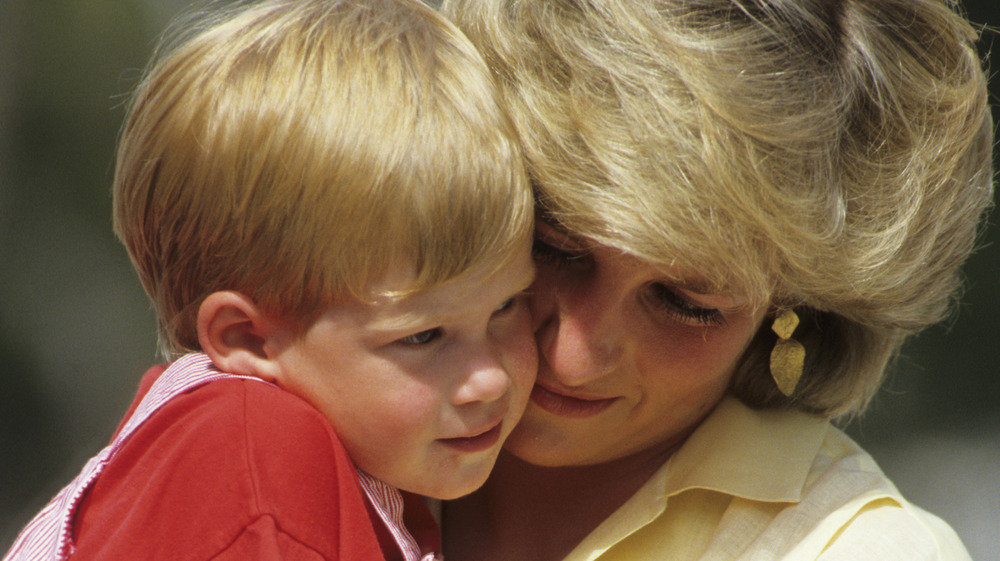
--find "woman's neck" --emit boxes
[442,447,673,561]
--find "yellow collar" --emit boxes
[659,396,829,503]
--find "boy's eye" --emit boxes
[398,328,441,345]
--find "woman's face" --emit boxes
[504,219,768,468]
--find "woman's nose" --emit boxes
[533,279,624,386]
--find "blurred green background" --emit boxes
[1,0,998,558]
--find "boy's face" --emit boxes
[273,242,537,499]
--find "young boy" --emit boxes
[3,0,536,559]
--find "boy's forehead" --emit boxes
[360,246,535,331]
[359,283,481,332]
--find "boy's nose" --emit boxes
[451,353,511,405]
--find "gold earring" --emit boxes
[770,309,804,396]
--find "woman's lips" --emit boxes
[438,422,504,453]
[529,383,618,418]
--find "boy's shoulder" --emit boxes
[146,370,340,446]
[115,367,365,505]
[114,364,350,475]
[70,369,382,560]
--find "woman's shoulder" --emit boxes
[787,426,971,560]
[815,498,971,560]
[659,401,972,560]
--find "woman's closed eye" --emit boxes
[646,283,726,327]
[494,296,516,314]
[532,236,587,270]
[398,328,442,345]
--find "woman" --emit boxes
[439,0,992,559]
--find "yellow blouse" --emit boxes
[563,397,971,561]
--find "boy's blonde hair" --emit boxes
[443,0,993,417]
[114,0,532,358]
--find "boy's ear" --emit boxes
[197,291,285,383]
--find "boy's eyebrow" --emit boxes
[367,261,536,334]
[362,291,442,332]
[367,311,439,333]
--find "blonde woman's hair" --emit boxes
[443,0,993,417]
[115,0,532,358]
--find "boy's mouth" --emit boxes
[438,422,504,453]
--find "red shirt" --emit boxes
[72,365,388,560]
[5,355,439,560]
